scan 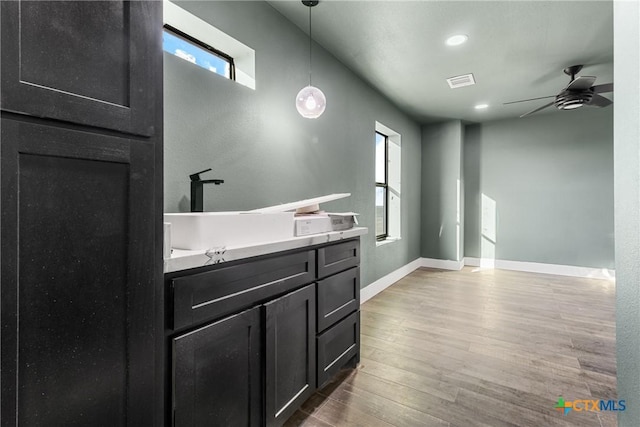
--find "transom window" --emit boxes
[163,24,235,80]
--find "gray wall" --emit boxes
[421,121,464,261]
[614,1,640,424]
[463,124,481,258]
[162,2,640,421]
[164,1,422,287]
[463,107,614,269]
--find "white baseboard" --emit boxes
[420,257,465,271]
[464,257,481,267]
[360,257,616,304]
[360,258,422,303]
[464,257,496,268]
[361,256,614,305]
[464,257,615,280]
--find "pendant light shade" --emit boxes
[297,0,326,119]
[296,85,326,118]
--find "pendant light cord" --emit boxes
[308,4,313,86]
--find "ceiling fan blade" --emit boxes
[592,82,613,93]
[520,101,555,118]
[587,94,613,108]
[565,76,596,91]
[503,95,555,105]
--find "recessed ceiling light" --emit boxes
[475,104,489,110]
[445,34,468,46]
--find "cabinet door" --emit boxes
[0,0,159,136]
[0,118,158,426]
[265,284,316,427]
[173,307,262,427]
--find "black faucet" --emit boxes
[190,168,224,212]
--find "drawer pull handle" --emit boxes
[323,300,353,319]
[191,272,308,309]
[323,344,356,372]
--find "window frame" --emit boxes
[163,24,236,81]
[375,131,389,241]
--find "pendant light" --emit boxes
[296,0,326,119]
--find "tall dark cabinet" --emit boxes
[1,1,163,426]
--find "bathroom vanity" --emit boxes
[164,228,366,426]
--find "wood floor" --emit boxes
[285,267,617,427]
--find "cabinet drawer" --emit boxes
[317,311,360,387]
[317,239,359,278]
[171,251,315,330]
[317,267,359,332]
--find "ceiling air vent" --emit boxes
[446,73,475,89]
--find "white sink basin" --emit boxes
[164,212,295,250]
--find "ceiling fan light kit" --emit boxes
[504,64,613,118]
[554,90,593,110]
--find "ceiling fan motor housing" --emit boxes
[554,89,594,110]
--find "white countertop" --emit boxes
[164,227,368,273]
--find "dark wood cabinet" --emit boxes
[171,250,315,331]
[317,267,360,332]
[317,311,360,387]
[1,1,163,425]
[1,0,158,136]
[165,238,361,427]
[170,281,317,427]
[317,239,360,278]
[265,284,316,427]
[1,118,158,426]
[173,307,262,427]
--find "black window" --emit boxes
[375,131,388,240]
[163,24,235,80]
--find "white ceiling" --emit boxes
[267,0,614,123]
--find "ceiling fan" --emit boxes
[504,65,613,118]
